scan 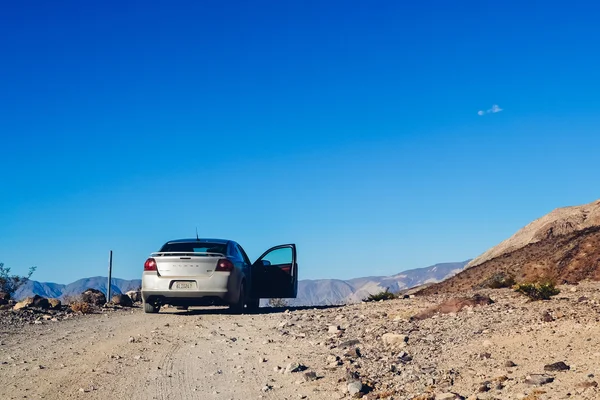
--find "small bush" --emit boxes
[70,301,93,314]
[267,298,289,308]
[364,288,397,302]
[514,281,560,301]
[481,272,516,289]
[0,262,36,299]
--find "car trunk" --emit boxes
[154,255,221,277]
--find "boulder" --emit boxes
[81,288,106,306]
[14,295,49,310]
[48,298,62,309]
[126,290,142,303]
[0,292,10,301]
[111,294,133,307]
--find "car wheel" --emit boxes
[230,284,245,314]
[246,297,260,313]
[144,301,160,314]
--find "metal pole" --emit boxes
[107,250,113,303]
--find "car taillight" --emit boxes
[144,258,157,271]
[215,259,234,272]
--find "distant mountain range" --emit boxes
[15,260,469,305]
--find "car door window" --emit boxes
[261,247,292,267]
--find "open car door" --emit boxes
[251,244,297,299]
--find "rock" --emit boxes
[48,298,62,309]
[14,295,49,310]
[111,294,133,307]
[382,333,408,347]
[541,311,554,322]
[504,360,517,367]
[412,294,494,320]
[347,381,362,395]
[304,371,318,381]
[329,325,343,334]
[398,351,413,363]
[576,381,598,389]
[338,339,361,349]
[285,362,307,373]
[525,374,554,385]
[479,352,492,359]
[81,289,106,306]
[0,292,9,301]
[544,361,570,371]
[435,393,465,400]
[126,290,142,302]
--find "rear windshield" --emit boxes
[159,242,227,254]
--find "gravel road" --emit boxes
[3,283,600,400]
[0,307,337,400]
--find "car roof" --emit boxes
[165,238,231,244]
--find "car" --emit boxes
[141,238,298,314]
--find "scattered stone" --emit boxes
[576,381,598,389]
[505,360,517,367]
[412,294,494,320]
[382,333,408,347]
[347,381,363,396]
[304,371,318,381]
[435,393,465,400]
[541,311,554,322]
[329,325,343,334]
[544,361,570,372]
[525,374,554,386]
[286,362,307,373]
[338,339,361,349]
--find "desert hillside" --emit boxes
[420,224,600,295]
[467,199,600,269]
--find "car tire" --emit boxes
[144,301,160,314]
[230,283,245,314]
[246,297,260,313]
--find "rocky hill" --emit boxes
[420,199,600,295]
[15,261,468,305]
[467,198,600,268]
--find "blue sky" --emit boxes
[1,1,600,284]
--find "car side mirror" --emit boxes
[262,260,272,267]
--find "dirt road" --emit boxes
[4,284,600,400]
[0,307,337,400]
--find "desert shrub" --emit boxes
[364,288,397,302]
[70,301,93,314]
[0,262,36,299]
[481,272,516,289]
[268,298,289,307]
[514,281,560,301]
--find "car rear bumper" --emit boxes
[141,271,238,305]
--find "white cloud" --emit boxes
[478,104,503,116]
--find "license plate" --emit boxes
[174,281,194,290]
